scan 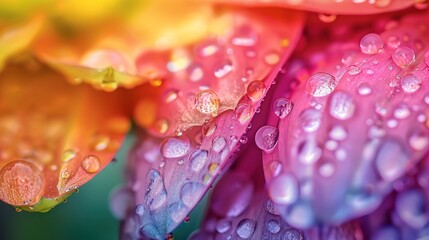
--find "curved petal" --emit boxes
[261,9,429,229]
[203,0,418,15]
[0,62,130,211]
[120,7,305,239]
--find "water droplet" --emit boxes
[255,126,279,152]
[153,118,169,134]
[62,149,76,162]
[265,199,280,215]
[409,131,429,151]
[144,169,167,210]
[329,125,347,141]
[387,35,401,48]
[189,150,208,172]
[81,155,101,173]
[164,90,179,103]
[202,122,216,136]
[360,33,384,54]
[266,219,281,234]
[161,137,190,158]
[283,228,303,240]
[329,91,355,120]
[239,135,248,144]
[374,0,392,8]
[264,52,280,65]
[375,139,409,181]
[392,46,415,67]
[319,162,335,177]
[236,219,256,239]
[81,49,131,72]
[212,136,227,153]
[214,60,233,78]
[396,188,428,228]
[358,82,372,95]
[235,102,253,124]
[401,74,421,93]
[298,140,322,164]
[92,135,110,151]
[216,219,231,233]
[299,108,321,132]
[393,104,411,119]
[348,65,361,75]
[180,182,204,207]
[269,161,283,177]
[273,98,293,119]
[231,25,258,47]
[285,202,314,228]
[318,13,337,23]
[268,172,299,205]
[247,80,266,101]
[195,90,220,115]
[196,40,219,57]
[61,170,70,179]
[0,160,44,205]
[306,72,337,97]
[167,55,191,72]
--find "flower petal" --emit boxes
[203,0,418,15]
[120,7,305,239]
[261,9,429,229]
[0,62,130,211]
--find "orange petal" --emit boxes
[203,0,418,15]
[0,62,130,208]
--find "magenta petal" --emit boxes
[261,9,429,230]
[120,8,305,240]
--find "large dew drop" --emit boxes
[188,149,208,172]
[401,74,421,93]
[306,73,337,97]
[329,92,356,120]
[268,172,299,205]
[161,137,190,158]
[255,126,279,152]
[360,33,384,54]
[375,139,409,182]
[272,98,294,119]
[392,46,415,67]
[236,218,256,239]
[195,90,220,115]
[144,169,167,210]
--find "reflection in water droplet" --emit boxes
[236,219,256,239]
[235,102,253,124]
[268,172,299,205]
[283,228,304,240]
[348,65,361,75]
[360,33,384,54]
[273,98,294,119]
[393,104,411,119]
[266,219,281,234]
[144,169,167,210]
[298,141,322,164]
[255,126,279,151]
[161,137,190,158]
[82,155,101,173]
[375,139,409,181]
[247,81,266,101]
[329,91,356,120]
[212,136,227,153]
[299,108,322,132]
[180,182,204,207]
[0,160,44,205]
[392,46,415,67]
[216,219,231,233]
[401,74,421,93]
[189,150,208,172]
[306,73,337,97]
[62,149,76,162]
[195,90,220,115]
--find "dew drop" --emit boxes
[358,82,372,95]
[360,33,384,54]
[189,149,208,172]
[329,91,356,120]
[255,126,279,152]
[408,131,429,151]
[264,52,280,65]
[169,202,188,223]
[387,35,401,48]
[216,219,232,233]
[235,102,253,124]
[268,172,299,205]
[374,0,392,8]
[62,149,76,162]
[375,139,409,181]
[298,141,322,164]
[269,161,283,177]
[266,219,281,234]
[247,80,266,101]
[180,182,204,208]
[82,155,101,173]
[319,162,335,177]
[392,46,415,67]
[0,160,44,205]
[92,135,110,151]
[214,60,233,78]
[401,74,421,93]
[348,65,361,75]
[144,169,167,210]
[395,188,428,228]
[299,108,322,132]
[61,170,70,179]
[318,13,337,23]
[283,228,303,240]
[202,122,217,136]
[236,219,256,239]
[231,25,258,47]
[273,98,294,119]
[393,104,411,119]
[195,90,220,115]
[306,72,337,97]
[265,199,280,215]
[196,40,220,57]
[329,125,347,141]
[212,136,227,153]
[161,137,190,158]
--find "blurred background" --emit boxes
[0,135,207,240]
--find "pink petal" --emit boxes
[262,9,429,229]
[203,0,418,15]
[120,7,305,239]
